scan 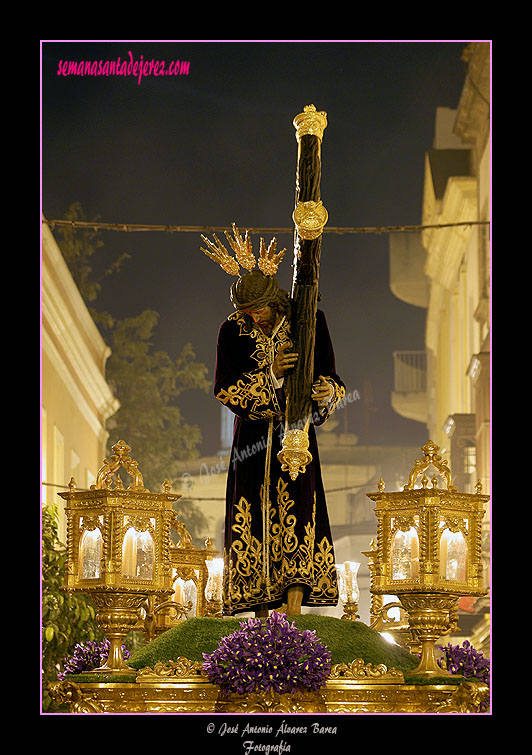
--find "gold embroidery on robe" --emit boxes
[216,370,281,420]
[227,311,292,369]
[313,536,338,602]
[228,496,264,607]
[224,478,337,611]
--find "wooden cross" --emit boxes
[278,105,328,480]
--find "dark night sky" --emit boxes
[41,40,470,456]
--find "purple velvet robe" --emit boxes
[214,308,345,615]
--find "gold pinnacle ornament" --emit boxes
[293,104,328,142]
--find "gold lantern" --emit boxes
[169,524,215,622]
[366,441,489,678]
[142,528,216,640]
[59,441,177,674]
[335,561,361,620]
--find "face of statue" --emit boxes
[245,305,277,334]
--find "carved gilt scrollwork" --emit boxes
[404,441,455,491]
[92,440,145,491]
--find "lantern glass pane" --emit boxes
[440,529,467,581]
[391,527,419,580]
[184,578,198,615]
[79,528,102,579]
[206,558,224,602]
[135,530,155,579]
[174,573,198,615]
[122,527,155,579]
[335,561,360,603]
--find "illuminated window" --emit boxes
[463,445,476,475]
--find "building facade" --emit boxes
[390,43,490,493]
[41,219,120,543]
[389,42,491,649]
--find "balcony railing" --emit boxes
[393,350,427,393]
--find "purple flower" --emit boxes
[57,639,130,679]
[202,611,331,696]
[437,640,490,711]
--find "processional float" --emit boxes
[48,106,490,714]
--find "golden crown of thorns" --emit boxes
[200,223,286,277]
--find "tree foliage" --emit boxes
[102,309,210,491]
[56,201,130,303]
[55,202,212,541]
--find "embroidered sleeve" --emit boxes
[317,376,346,422]
[214,320,282,421]
[216,368,282,420]
[312,310,346,426]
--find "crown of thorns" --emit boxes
[200,223,286,277]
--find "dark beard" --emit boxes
[257,311,277,335]
[242,308,277,335]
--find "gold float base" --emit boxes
[48,657,488,714]
[47,679,488,714]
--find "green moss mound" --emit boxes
[129,617,241,671]
[128,615,420,674]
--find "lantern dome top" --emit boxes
[403,441,455,491]
[92,440,145,491]
[366,441,489,504]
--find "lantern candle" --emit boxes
[122,528,137,578]
[174,577,185,605]
[79,527,102,580]
[440,530,448,578]
[410,530,419,578]
[440,528,467,581]
[391,527,419,580]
